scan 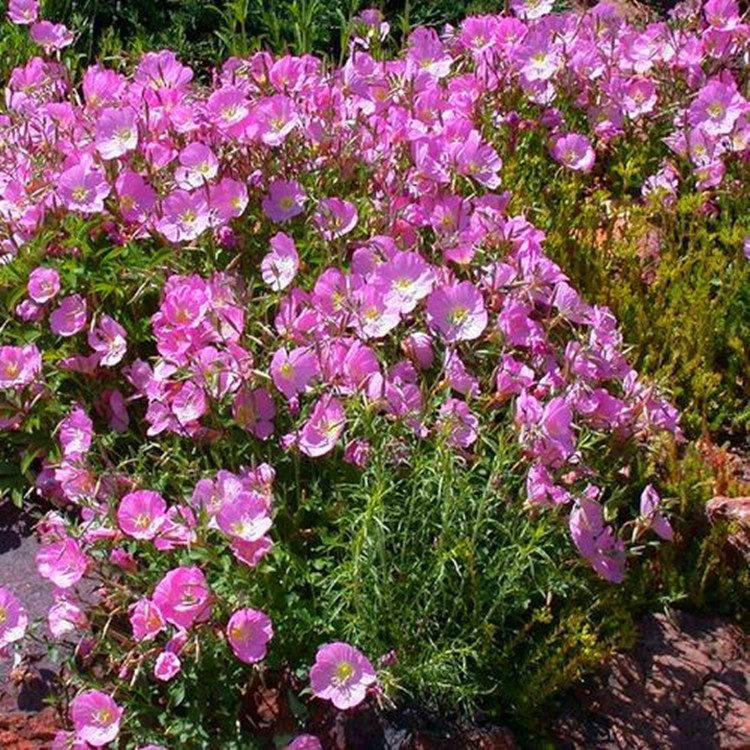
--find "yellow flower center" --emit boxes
[334,661,354,686]
[449,306,469,325]
[4,362,19,378]
[279,196,295,210]
[94,708,112,725]
[72,187,88,202]
[0,606,7,625]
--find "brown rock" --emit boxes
[552,611,750,749]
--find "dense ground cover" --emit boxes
[0,0,747,746]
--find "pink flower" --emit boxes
[27,267,60,303]
[118,490,167,540]
[152,566,212,629]
[216,492,272,542]
[688,78,744,137]
[402,332,434,370]
[314,198,358,240]
[50,295,88,337]
[175,143,218,189]
[157,190,210,243]
[154,651,182,681]
[254,95,300,146]
[48,599,88,639]
[115,171,156,223]
[262,179,306,223]
[437,399,479,448]
[569,497,626,584]
[271,347,319,399]
[705,0,741,30]
[88,315,127,367]
[36,537,88,589]
[209,178,248,223]
[261,232,300,291]
[639,485,673,541]
[154,505,197,551]
[551,133,596,172]
[7,0,38,25]
[373,252,435,314]
[0,344,42,389]
[233,387,276,439]
[71,690,123,747]
[59,407,93,460]
[426,282,487,343]
[511,0,554,19]
[16,299,44,322]
[130,598,166,641]
[226,608,274,663]
[231,536,273,568]
[95,107,138,160]
[310,642,377,710]
[343,439,371,469]
[454,131,503,189]
[99,389,129,432]
[353,287,401,340]
[58,165,110,214]
[298,396,346,458]
[0,587,27,649]
[30,21,74,52]
[207,86,251,136]
[288,735,322,750]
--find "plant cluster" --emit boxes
[0,0,747,746]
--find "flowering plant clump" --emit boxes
[0,0,747,744]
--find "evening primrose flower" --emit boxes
[95,107,138,160]
[551,133,595,172]
[0,344,41,389]
[425,282,488,343]
[50,295,88,337]
[71,690,123,747]
[261,232,300,291]
[27,267,60,304]
[0,587,28,650]
[152,566,212,630]
[117,490,167,540]
[226,608,273,664]
[262,179,306,223]
[310,642,377,710]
